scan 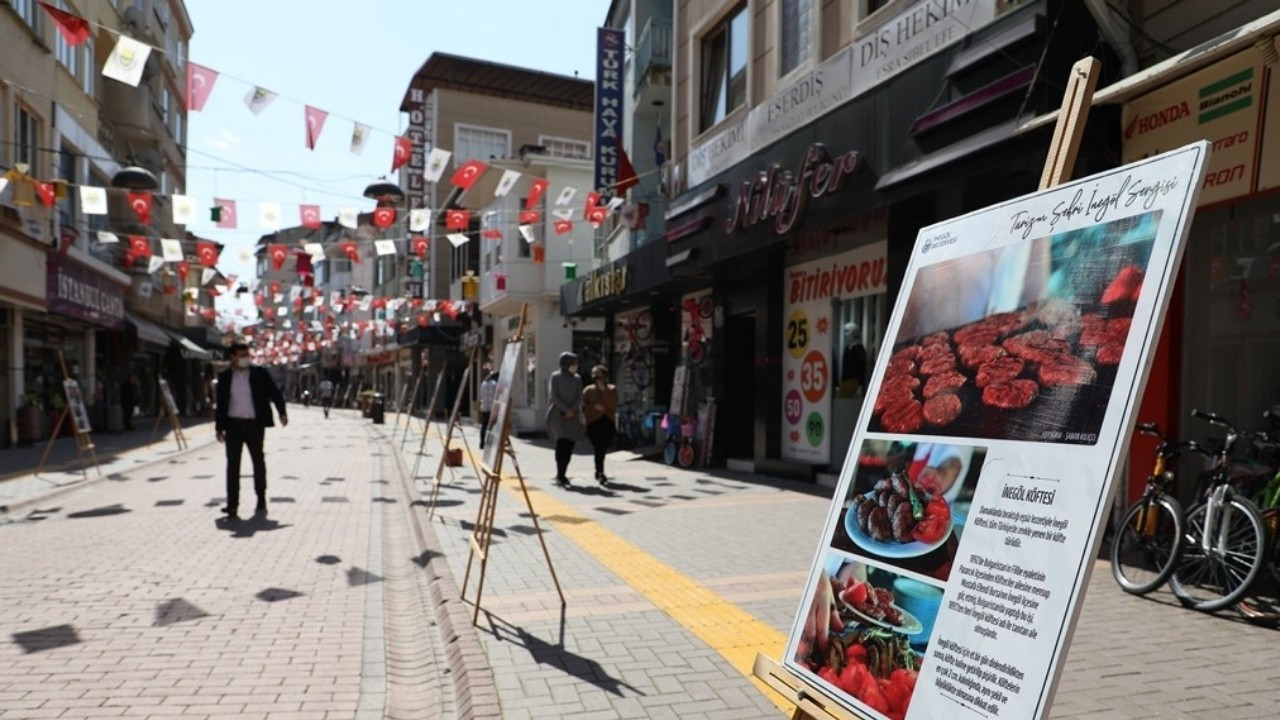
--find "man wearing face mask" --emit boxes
[545,351,584,486]
[215,342,287,518]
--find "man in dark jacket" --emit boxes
[215,343,287,518]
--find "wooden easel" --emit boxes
[390,381,411,435]
[754,57,1101,720]
[150,378,188,450]
[398,357,430,448]
[425,345,482,516]
[408,369,448,472]
[34,350,102,478]
[461,304,564,624]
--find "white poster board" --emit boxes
[482,340,522,470]
[158,378,179,417]
[783,143,1208,720]
[62,379,92,434]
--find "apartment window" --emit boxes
[160,86,171,123]
[82,36,95,97]
[12,0,38,31]
[779,0,815,77]
[700,5,748,133]
[58,146,78,232]
[864,0,891,16]
[54,1,77,72]
[86,172,109,233]
[173,109,183,144]
[539,135,591,160]
[15,106,39,169]
[454,124,510,166]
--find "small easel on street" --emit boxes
[397,349,431,445]
[408,369,447,468]
[425,345,483,517]
[34,350,101,478]
[461,304,564,624]
[151,378,188,450]
[390,381,410,434]
[753,57,1101,720]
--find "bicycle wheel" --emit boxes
[698,295,715,318]
[677,441,696,468]
[633,310,654,341]
[1110,494,1184,595]
[689,339,706,365]
[1169,497,1267,611]
[663,440,678,465]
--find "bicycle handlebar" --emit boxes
[1191,408,1236,431]
[1135,421,1160,437]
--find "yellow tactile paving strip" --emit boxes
[479,453,796,714]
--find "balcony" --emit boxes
[633,17,672,94]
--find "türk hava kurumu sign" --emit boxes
[782,240,887,463]
[784,143,1208,720]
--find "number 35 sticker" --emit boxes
[800,351,828,403]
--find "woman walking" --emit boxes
[583,365,618,485]
[546,352,584,487]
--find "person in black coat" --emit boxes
[215,343,287,518]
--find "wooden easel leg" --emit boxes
[462,471,500,624]
[506,442,566,606]
[149,412,164,446]
[34,413,68,477]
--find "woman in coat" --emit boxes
[546,352,584,486]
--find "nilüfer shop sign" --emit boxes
[579,263,628,305]
[46,258,125,330]
[726,144,862,235]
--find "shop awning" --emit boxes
[875,119,1019,192]
[125,311,170,347]
[163,328,212,361]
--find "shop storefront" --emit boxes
[0,233,48,447]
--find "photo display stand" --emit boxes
[461,304,564,625]
[755,57,1103,720]
[425,345,483,517]
[409,369,448,473]
[151,378,188,450]
[35,350,102,478]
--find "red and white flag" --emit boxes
[411,236,429,258]
[372,206,396,229]
[391,135,413,172]
[214,199,237,228]
[338,241,360,264]
[451,160,488,190]
[553,219,573,235]
[34,181,56,208]
[128,191,152,224]
[269,244,288,271]
[525,178,549,209]
[128,235,152,258]
[304,105,328,150]
[185,63,219,112]
[518,209,541,225]
[300,204,322,229]
[445,209,470,230]
[38,2,89,46]
[196,241,220,267]
[482,229,503,239]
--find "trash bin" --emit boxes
[370,393,385,424]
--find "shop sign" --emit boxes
[365,351,392,365]
[852,0,997,94]
[46,258,125,330]
[749,47,855,150]
[578,263,628,305]
[783,144,1208,719]
[594,27,626,197]
[687,113,749,189]
[780,241,886,464]
[1122,49,1265,205]
[1258,39,1280,192]
[405,87,428,209]
[726,144,862,235]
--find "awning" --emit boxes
[125,311,170,347]
[875,119,1019,192]
[163,328,212,361]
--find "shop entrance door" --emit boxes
[720,313,755,460]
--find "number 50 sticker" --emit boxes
[800,351,829,403]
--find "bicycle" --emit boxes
[1110,422,1209,595]
[1234,405,1280,624]
[681,296,713,365]
[618,311,653,391]
[1168,409,1269,612]
[663,414,698,467]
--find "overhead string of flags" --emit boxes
[16,2,650,269]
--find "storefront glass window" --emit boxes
[835,293,888,397]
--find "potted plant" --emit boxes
[48,392,67,439]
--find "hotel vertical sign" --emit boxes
[405,87,428,209]
[595,27,625,198]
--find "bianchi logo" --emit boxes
[921,234,956,254]
[1198,67,1254,124]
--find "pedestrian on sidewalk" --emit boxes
[583,365,618,485]
[319,378,335,418]
[215,343,287,519]
[546,351,583,486]
[478,371,498,449]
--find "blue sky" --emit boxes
[183,0,607,315]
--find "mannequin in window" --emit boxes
[838,322,867,398]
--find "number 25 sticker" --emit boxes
[786,310,809,359]
[800,351,828,403]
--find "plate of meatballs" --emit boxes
[844,470,952,559]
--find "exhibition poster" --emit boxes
[482,340,522,470]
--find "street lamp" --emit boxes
[110,166,159,191]
[363,178,404,203]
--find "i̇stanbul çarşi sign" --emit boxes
[783,142,1208,720]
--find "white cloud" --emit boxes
[208,129,241,151]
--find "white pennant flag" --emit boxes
[238,247,253,262]
[171,194,196,224]
[201,268,217,285]
[350,122,370,155]
[518,225,535,244]
[244,86,278,115]
[446,233,470,247]
[424,148,452,183]
[552,208,574,221]
[102,35,151,87]
[138,281,153,299]
[358,296,372,312]
[289,285,302,301]
[259,202,282,230]
[409,208,430,232]
[160,238,184,262]
[337,207,359,229]
[147,256,165,274]
[555,187,577,206]
[607,197,626,212]
[97,231,120,244]
[272,293,283,304]
[281,319,293,330]
[79,186,107,215]
[374,239,397,256]
[494,170,521,197]
[304,242,324,259]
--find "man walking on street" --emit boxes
[215,343,287,519]
[319,378,335,418]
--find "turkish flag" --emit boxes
[269,244,287,270]
[38,2,89,46]
[196,241,219,267]
[482,229,502,239]
[296,252,313,277]
[268,281,281,297]
[391,135,413,172]
[616,144,640,193]
[525,178,549,209]
[339,241,360,264]
[299,204,321,229]
[445,209,470,230]
[583,191,602,214]
[176,262,189,282]
[304,105,328,150]
[185,62,219,111]
[586,205,608,227]
[129,235,152,258]
[370,297,387,310]
[253,293,265,307]
[417,314,429,328]
[34,181,57,208]
[519,209,541,225]
[200,307,216,321]
[214,198,237,229]
[127,191,152,224]
[372,206,396,229]
[553,219,573,235]
[411,236,429,258]
[451,160,488,190]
